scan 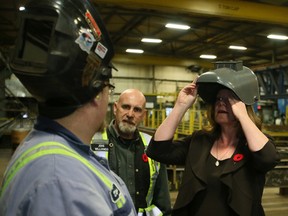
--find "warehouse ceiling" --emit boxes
[1,0,288,71]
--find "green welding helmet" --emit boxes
[196,61,260,105]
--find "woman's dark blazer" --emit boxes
[146,130,279,216]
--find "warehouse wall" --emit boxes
[4,63,199,106]
[110,62,199,98]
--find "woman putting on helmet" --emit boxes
[146,61,279,216]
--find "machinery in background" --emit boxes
[0,53,36,149]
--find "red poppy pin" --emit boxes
[142,153,148,163]
[233,154,244,162]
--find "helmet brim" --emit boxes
[196,64,260,105]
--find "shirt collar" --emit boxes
[34,115,89,151]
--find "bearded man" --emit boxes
[91,89,171,216]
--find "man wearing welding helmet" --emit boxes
[146,61,279,216]
[0,0,136,215]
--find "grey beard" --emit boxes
[118,121,136,135]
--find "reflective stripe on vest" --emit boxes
[138,204,163,216]
[93,131,162,216]
[139,132,159,207]
[0,141,126,209]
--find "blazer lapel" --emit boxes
[189,136,214,183]
[222,140,249,175]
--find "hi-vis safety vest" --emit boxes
[0,141,127,210]
[91,131,163,216]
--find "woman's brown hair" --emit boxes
[203,102,262,138]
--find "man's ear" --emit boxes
[140,108,147,120]
[92,93,102,106]
[113,101,118,115]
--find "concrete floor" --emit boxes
[1,144,288,215]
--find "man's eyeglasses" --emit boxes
[104,82,115,96]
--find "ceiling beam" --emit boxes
[112,53,213,69]
[95,0,288,25]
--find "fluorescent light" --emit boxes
[126,49,144,54]
[267,34,288,40]
[19,6,25,11]
[200,54,217,59]
[165,23,190,30]
[229,45,247,50]
[141,38,162,43]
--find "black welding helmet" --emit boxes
[197,61,260,105]
[10,0,115,118]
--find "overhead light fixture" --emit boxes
[141,38,162,43]
[200,54,217,59]
[126,49,144,54]
[165,23,190,30]
[19,6,25,11]
[267,34,288,40]
[229,45,247,50]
